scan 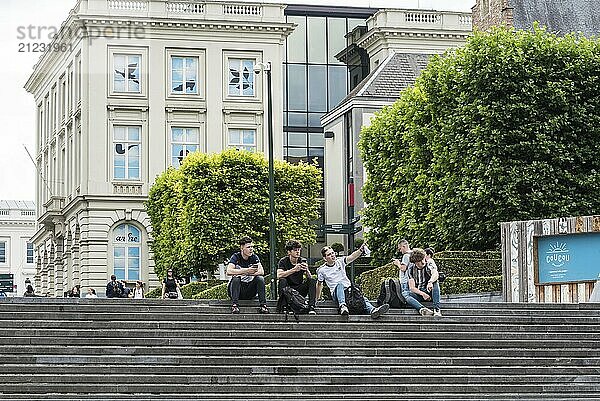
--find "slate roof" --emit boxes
[344,52,432,103]
[511,0,600,37]
[0,200,35,210]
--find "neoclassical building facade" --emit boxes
[26,0,472,296]
[26,0,292,295]
[0,201,36,296]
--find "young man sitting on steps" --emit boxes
[277,240,317,315]
[227,236,268,314]
[316,244,389,319]
[405,248,442,317]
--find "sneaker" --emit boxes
[231,304,240,314]
[419,307,434,316]
[259,304,270,314]
[433,309,442,317]
[308,306,317,315]
[339,304,349,316]
[370,303,390,319]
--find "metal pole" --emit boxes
[265,62,277,300]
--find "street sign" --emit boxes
[0,274,14,292]
[320,224,362,234]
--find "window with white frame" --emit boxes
[113,54,141,93]
[171,127,199,166]
[170,56,198,94]
[0,241,6,264]
[113,126,141,180]
[228,129,256,152]
[228,59,255,96]
[113,224,141,281]
[26,242,34,264]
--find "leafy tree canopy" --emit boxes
[146,149,322,279]
[359,26,600,265]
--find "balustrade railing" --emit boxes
[107,0,148,11]
[167,2,204,14]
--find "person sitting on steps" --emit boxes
[227,236,268,314]
[316,243,389,319]
[277,239,317,315]
[106,275,125,298]
[405,248,442,317]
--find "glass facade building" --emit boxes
[283,7,374,238]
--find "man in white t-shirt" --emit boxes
[316,244,389,318]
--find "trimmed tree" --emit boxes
[146,149,322,279]
[360,26,600,264]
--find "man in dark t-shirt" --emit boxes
[277,240,317,314]
[227,236,268,314]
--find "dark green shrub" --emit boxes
[193,282,229,300]
[147,149,321,279]
[440,276,502,294]
[192,281,272,300]
[357,263,399,299]
[360,26,600,263]
[145,286,162,298]
[436,251,500,259]
[435,258,501,277]
[180,281,223,299]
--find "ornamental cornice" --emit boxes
[358,28,471,48]
[78,16,295,35]
[0,221,36,227]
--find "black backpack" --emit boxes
[377,278,406,308]
[277,287,310,321]
[112,282,123,297]
[344,284,367,315]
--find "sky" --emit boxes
[0,0,474,202]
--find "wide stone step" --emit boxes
[1,382,599,394]
[1,344,599,359]
[1,319,599,333]
[1,328,597,341]
[3,364,599,376]
[1,373,598,385]
[2,336,597,349]
[2,393,599,401]
[1,302,599,317]
[2,354,598,366]
[1,298,599,310]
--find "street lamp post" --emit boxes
[255,61,277,300]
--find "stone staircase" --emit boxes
[0,298,599,400]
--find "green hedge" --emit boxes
[180,281,207,298]
[144,280,222,299]
[192,281,272,300]
[434,258,501,278]
[440,276,502,294]
[436,251,500,259]
[193,282,229,299]
[357,261,502,299]
[357,263,398,299]
[145,286,162,298]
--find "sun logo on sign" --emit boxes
[546,242,570,267]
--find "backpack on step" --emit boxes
[277,286,310,320]
[344,284,367,315]
[377,278,406,308]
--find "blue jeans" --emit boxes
[403,282,440,311]
[331,282,375,313]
